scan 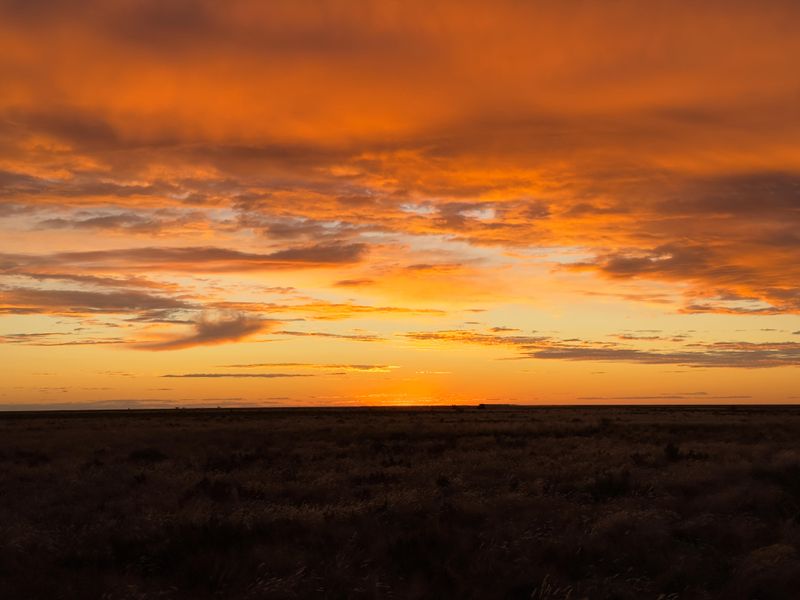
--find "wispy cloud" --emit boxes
[0,331,126,346]
[274,330,384,342]
[220,362,399,372]
[406,329,800,368]
[1,243,368,273]
[135,312,271,350]
[0,287,191,315]
[161,373,312,378]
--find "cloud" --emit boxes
[405,262,463,272]
[265,243,366,264]
[15,272,179,291]
[1,243,367,273]
[569,240,800,314]
[161,373,312,378]
[334,279,374,287]
[135,312,270,350]
[0,286,191,315]
[36,209,208,234]
[406,328,800,368]
[406,329,550,346]
[0,332,64,342]
[213,301,445,320]
[0,202,43,218]
[0,332,125,346]
[220,362,398,372]
[613,333,672,341]
[274,330,384,342]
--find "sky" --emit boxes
[1,0,800,408]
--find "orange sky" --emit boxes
[1,0,799,408]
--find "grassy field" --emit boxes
[2,405,800,599]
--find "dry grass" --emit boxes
[1,405,800,599]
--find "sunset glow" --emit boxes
[2,0,800,407]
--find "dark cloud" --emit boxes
[161,373,312,378]
[406,329,800,368]
[275,330,384,342]
[0,202,42,218]
[436,202,495,228]
[563,202,630,217]
[220,362,397,372]
[0,242,367,273]
[210,299,444,320]
[572,244,718,279]
[262,219,333,239]
[125,310,195,325]
[405,263,463,272]
[680,303,785,315]
[334,278,374,287]
[15,272,178,291]
[614,333,668,341]
[247,216,368,242]
[0,170,56,196]
[658,172,800,216]
[222,362,309,368]
[266,243,366,264]
[135,313,270,350]
[0,331,125,346]
[31,338,125,346]
[407,330,550,346]
[36,209,205,233]
[522,201,550,219]
[0,287,191,315]
[570,241,800,313]
[528,342,800,368]
[0,332,64,342]
[0,167,181,201]
[1,108,122,150]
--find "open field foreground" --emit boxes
[2,406,800,599]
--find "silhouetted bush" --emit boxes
[586,468,631,501]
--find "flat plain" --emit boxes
[2,406,800,599]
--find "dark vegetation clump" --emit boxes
[127,447,169,464]
[1,405,799,599]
